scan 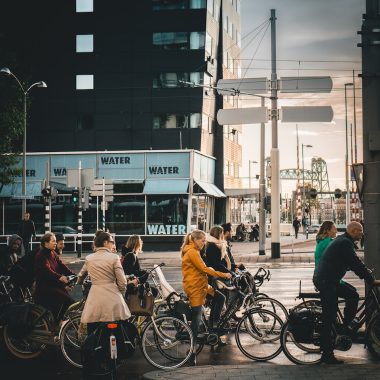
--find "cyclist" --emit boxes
[313,221,380,364]
[181,229,231,365]
[34,233,76,322]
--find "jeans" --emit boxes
[209,290,226,329]
[190,305,203,338]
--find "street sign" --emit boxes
[90,184,114,191]
[279,76,333,93]
[280,106,333,122]
[217,107,268,125]
[67,168,94,188]
[216,78,268,95]
[12,195,35,200]
[93,179,113,185]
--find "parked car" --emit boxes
[51,226,77,234]
[308,224,321,234]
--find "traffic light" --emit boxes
[41,187,51,198]
[334,188,342,199]
[264,196,271,212]
[72,189,79,205]
[309,188,318,199]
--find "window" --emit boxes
[190,32,205,49]
[112,196,145,235]
[153,113,201,129]
[190,0,206,9]
[76,75,94,90]
[147,195,188,227]
[77,114,94,130]
[153,72,204,88]
[76,0,93,13]
[153,32,188,49]
[76,35,93,52]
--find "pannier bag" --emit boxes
[287,308,316,344]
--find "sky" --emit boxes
[239,0,365,194]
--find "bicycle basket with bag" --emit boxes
[126,283,154,316]
[287,308,317,344]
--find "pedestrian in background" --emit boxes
[292,217,301,239]
[18,212,36,253]
[55,233,65,255]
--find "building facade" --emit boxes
[0,0,243,234]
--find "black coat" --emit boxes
[122,249,148,283]
[204,242,230,274]
[313,232,373,289]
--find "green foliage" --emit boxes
[0,84,23,187]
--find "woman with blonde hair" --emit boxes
[181,229,231,365]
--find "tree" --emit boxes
[0,82,23,191]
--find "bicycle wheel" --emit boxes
[3,305,51,359]
[60,314,85,368]
[141,316,194,370]
[367,314,380,359]
[235,308,283,361]
[280,320,322,365]
[250,297,288,323]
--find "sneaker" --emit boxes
[321,353,344,364]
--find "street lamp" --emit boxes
[301,143,313,222]
[0,67,47,217]
[344,82,354,225]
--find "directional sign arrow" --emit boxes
[279,76,333,93]
[216,78,268,95]
[280,106,334,123]
[217,107,268,125]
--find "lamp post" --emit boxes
[302,143,313,231]
[0,67,47,217]
[344,83,354,225]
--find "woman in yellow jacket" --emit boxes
[181,229,231,364]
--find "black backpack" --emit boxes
[287,309,317,344]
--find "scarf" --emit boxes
[206,234,231,270]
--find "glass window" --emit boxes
[190,0,206,9]
[190,113,201,128]
[153,114,190,129]
[153,72,189,88]
[152,0,187,10]
[153,32,188,49]
[76,35,93,53]
[76,75,94,90]
[147,195,188,235]
[111,196,145,235]
[76,0,93,13]
[190,32,205,49]
[189,72,202,85]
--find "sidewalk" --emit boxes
[61,233,364,267]
[142,363,380,380]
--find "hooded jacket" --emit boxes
[181,240,229,307]
[0,234,24,275]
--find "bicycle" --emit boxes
[280,279,380,364]
[61,265,194,370]
[168,271,284,362]
[1,274,79,360]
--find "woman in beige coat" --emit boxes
[77,231,131,333]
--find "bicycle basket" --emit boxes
[288,308,316,344]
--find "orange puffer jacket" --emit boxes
[181,241,229,307]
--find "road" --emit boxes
[1,240,375,379]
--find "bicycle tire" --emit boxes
[280,320,322,365]
[235,308,283,361]
[250,297,288,323]
[3,304,51,359]
[366,313,380,359]
[60,314,85,368]
[141,316,194,370]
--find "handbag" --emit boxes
[126,284,154,316]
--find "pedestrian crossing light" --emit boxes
[41,187,51,198]
[72,189,79,205]
[309,188,317,199]
[334,188,342,199]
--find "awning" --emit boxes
[143,179,189,194]
[194,180,226,198]
[0,182,42,198]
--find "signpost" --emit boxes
[90,178,114,230]
[216,9,333,258]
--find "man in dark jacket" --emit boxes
[221,223,245,272]
[18,212,36,253]
[313,221,380,364]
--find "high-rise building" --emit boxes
[0,0,242,242]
